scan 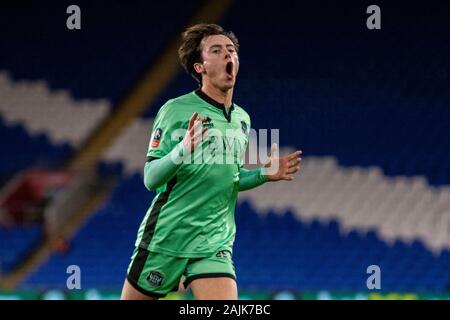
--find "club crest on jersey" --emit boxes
[151,128,163,148]
[147,271,164,287]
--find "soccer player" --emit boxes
[121,23,302,300]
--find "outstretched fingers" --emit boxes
[192,126,208,146]
[188,112,199,131]
[286,165,300,174]
[286,150,302,161]
[288,157,301,167]
[184,113,209,152]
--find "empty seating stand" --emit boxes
[4,0,450,295]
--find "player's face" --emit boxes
[198,34,239,91]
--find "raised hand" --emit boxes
[182,112,209,153]
[264,143,302,181]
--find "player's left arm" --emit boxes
[238,167,268,192]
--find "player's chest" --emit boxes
[201,113,249,147]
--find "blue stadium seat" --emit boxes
[0,225,42,274]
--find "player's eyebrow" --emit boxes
[209,44,236,50]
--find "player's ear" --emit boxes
[193,62,204,74]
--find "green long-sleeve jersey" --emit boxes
[135,89,267,257]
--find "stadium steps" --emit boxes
[101,118,154,175]
[1,0,234,290]
[0,72,110,148]
[240,155,450,254]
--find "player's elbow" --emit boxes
[143,162,158,191]
[144,175,157,191]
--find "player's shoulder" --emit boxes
[233,103,251,122]
[166,91,198,107]
[157,91,197,118]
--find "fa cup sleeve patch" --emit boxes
[151,128,163,148]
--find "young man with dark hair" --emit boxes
[121,23,302,300]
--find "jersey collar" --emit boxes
[195,89,234,122]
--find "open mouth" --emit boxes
[225,61,233,76]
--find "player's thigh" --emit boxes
[185,249,237,300]
[123,247,187,299]
[190,277,237,300]
[121,278,157,300]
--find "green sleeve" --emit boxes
[144,142,189,191]
[237,112,267,192]
[238,167,269,192]
[147,101,185,159]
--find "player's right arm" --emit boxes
[144,111,208,191]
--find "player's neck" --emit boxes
[201,83,233,108]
